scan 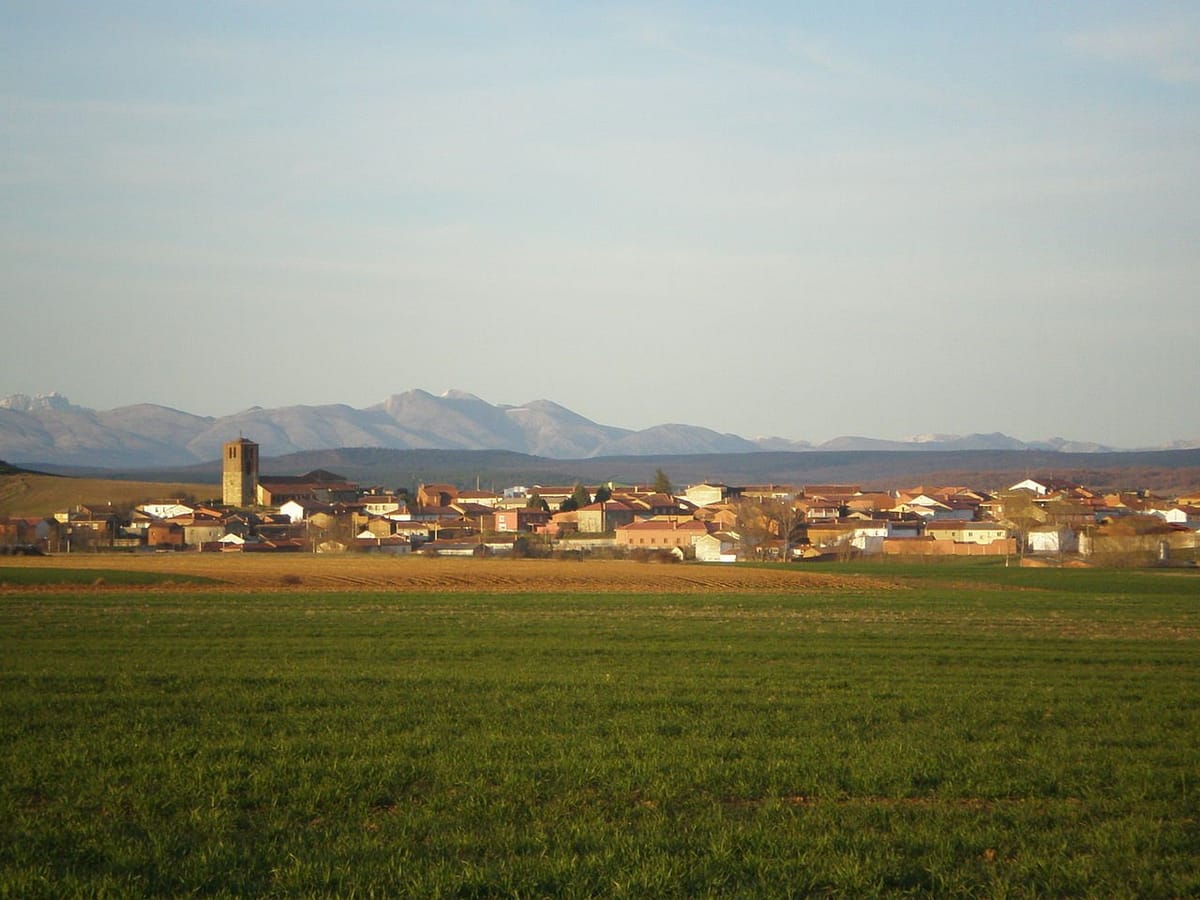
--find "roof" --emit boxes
[925,520,1008,531]
[260,470,350,487]
[804,484,861,496]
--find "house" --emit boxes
[804,484,862,498]
[493,507,552,533]
[146,521,185,549]
[575,501,636,534]
[694,531,738,563]
[422,542,492,556]
[242,538,304,553]
[361,494,407,516]
[623,493,694,518]
[279,499,335,523]
[1027,524,1080,554]
[360,516,398,539]
[256,470,358,506]
[844,493,896,515]
[1081,516,1197,563]
[217,532,256,549]
[1038,499,1099,527]
[804,520,889,555]
[894,495,974,521]
[355,531,412,554]
[924,521,1011,545]
[1149,506,1200,527]
[694,504,739,530]
[880,513,926,538]
[58,507,122,549]
[883,534,1018,556]
[540,510,579,537]
[683,483,729,507]
[179,517,227,548]
[0,516,55,550]
[1009,478,1080,497]
[451,502,498,527]
[740,485,801,503]
[614,518,710,550]
[456,489,502,508]
[137,500,196,520]
[390,520,433,544]
[799,498,843,521]
[527,486,577,510]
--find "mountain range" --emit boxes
[0,389,1193,469]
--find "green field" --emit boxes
[2,564,1198,896]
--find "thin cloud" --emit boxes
[1067,19,1200,84]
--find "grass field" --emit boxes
[1,557,1198,896]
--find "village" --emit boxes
[3,437,1199,566]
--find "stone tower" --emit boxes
[222,436,259,507]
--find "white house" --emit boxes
[279,499,332,524]
[848,522,889,554]
[1027,524,1079,554]
[1010,479,1050,495]
[1149,506,1200,527]
[694,532,738,563]
[138,502,195,519]
[362,496,405,516]
[279,500,304,523]
[683,483,728,508]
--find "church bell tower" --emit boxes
[222,436,259,507]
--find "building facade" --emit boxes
[222,437,259,507]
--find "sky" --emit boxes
[2,1,1197,447]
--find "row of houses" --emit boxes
[5,461,1199,563]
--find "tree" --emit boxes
[995,490,1047,556]
[653,468,673,495]
[735,498,803,561]
[526,490,549,511]
[763,499,803,561]
[594,484,612,503]
[571,482,592,509]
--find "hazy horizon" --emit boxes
[3,3,1197,447]
[1,385,1194,451]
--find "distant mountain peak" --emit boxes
[0,387,1163,469]
[0,391,82,413]
[909,432,962,443]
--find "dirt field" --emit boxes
[0,553,897,594]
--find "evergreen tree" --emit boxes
[594,484,612,503]
[570,482,591,508]
[653,468,673,494]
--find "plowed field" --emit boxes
[0,554,896,593]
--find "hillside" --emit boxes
[41,447,1200,497]
[0,474,220,518]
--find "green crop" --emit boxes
[1,565,1198,896]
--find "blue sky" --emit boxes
[2,2,1197,447]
